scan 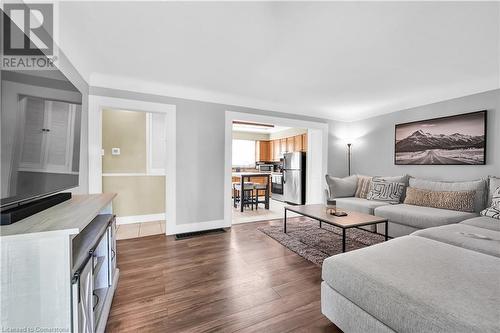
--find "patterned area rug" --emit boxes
[258,217,385,265]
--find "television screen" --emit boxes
[1,69,83,207]
[395,110,487,165]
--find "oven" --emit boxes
[271,173,284,201]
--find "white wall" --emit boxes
[328,89,500,181]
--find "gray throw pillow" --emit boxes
[325,175,358,198]
[367,180,405,204]
[489,176,500,208]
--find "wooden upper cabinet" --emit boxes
[293,135,303,152]
[302,133,308,151]
[273,140,280,161]
[256,141,271,161]
[261,141,271,161]
[286,137,294,153]
[280,139,287,155]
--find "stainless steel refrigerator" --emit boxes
[283,152,306,205]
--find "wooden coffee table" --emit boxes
[284,204,389,252]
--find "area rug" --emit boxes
[258,217,385,265]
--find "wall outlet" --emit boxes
[111,148,121,155]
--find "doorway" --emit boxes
[101,109,166,239]
[87,95,176,235]
[224,111,328,226]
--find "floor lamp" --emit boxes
[347,143,352,176]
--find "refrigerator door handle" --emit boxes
[283,170,286,183]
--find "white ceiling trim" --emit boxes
[90,73,499,122]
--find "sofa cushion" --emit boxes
[374,204,477,229]
[404,187,475,212]
[412,224,500,257]
[335,197,390,215]
[461,216,500,231]
[366,180,405,204]
[325,175,358,198]
[322,236,500,333]
[409,177,487,213]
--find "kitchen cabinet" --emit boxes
[302,133,308,151]
[273,140,280,161]
[256,141,271,162]
[294,135,303,151]
[280,139,287,155]
[286,137,294,153]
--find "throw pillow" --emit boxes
[480,206,500,220]
[488,176,500,204]
[354,175,372,199]
[404,187,475,212]
[374,175,409,201]
[366,180,405,204]
[409,177,487,213]
[491,185,500,209]
[325,175,358,199]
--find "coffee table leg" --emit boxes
[385,221,389,241]
[342,228,346,252]
[284,208,287,233]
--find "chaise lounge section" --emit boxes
[321,176,500,332]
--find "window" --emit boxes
[232,139,256,167]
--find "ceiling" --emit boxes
[58,2,499,121]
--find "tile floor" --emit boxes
[232,198,299,224]
[116,220,165,240]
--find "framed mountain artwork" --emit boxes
[395,110,487,165]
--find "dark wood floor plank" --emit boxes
[106,219,341,333]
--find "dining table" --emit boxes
[232,172,271,212]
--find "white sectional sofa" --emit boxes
[326,175,487,238]
[321,215,500,333]
[321,176,500,332]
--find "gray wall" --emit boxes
[89,86,327,225]
[328,89,500,181]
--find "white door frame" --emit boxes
[88,95,176,235]
[224,111,328,227]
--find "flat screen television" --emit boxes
[1,68,83,208]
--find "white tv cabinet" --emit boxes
[0,193,119,333]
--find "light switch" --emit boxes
[111,148,121,155]
[101,149,105,156]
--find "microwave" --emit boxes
[258,164,274,172]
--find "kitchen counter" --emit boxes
[232,172,272,177]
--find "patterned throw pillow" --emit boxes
[481,206,500,220]
[354,175,372,199]
[366,180,405,204]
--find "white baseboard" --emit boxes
[172,219,230,235]
[116,213,165,225]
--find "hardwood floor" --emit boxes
[106,219,341,332]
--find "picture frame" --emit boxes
[394,110,487,165]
